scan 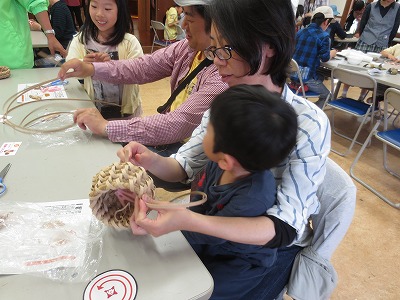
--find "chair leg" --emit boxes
[321,94,330,110]
[382,143,400,179]
[350,121,400,209]
[330,107,373,157]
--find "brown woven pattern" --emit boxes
[89,162,155,228]
[0,66,10,80]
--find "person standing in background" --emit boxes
[164,5,182,41]
[354,0,400,53]
[342,0,400,100]
[176,6,186,40]
[0,0,66,69]
[301,0,330,27]
[327,4,346,48]
[49,0,76,50]
[295,4,305,31]
[35,0,76,67]
[303,0,330,16]
[65,0,83,30]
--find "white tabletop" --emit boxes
[321,57,400,90]
[0,68,213,300]
[31,30,48,48]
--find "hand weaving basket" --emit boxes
[89,162,155,228]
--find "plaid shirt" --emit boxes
[93,40,227,145]
[293,23,331,81]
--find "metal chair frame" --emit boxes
[350,87,400,209]
[289,59,321,99]
[323,67,378,157]
[176,24,186,40]
[150,20,174,53]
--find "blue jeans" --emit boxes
[209,245,302,300]
[305,75,330,108]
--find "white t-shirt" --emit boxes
[86,39,122,108]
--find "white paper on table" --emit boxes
[17,83,67,103]
[0,199,95,274]
[339,49,374,62]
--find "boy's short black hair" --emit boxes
[210,85,298,171]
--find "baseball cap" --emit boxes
[312,6,334,19]
[330,5,340,16]
[174,0,213,6]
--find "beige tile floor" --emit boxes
[138,78,400,300]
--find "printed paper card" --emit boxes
[17,83,67,103]
[0,142,22,156]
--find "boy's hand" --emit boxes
[117,142,159,169]
[131,195,191,237]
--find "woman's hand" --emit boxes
[73,108,109,135]
[58,58,95,80]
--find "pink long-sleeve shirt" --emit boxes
[92,40,227,145]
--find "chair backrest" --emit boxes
[331,68,377,99]
[151,20,165,31]
[151,20,166,40]
[289,59,306,98]
[176,24,185,39]
[313,157,356,260]
[384,88,400,129]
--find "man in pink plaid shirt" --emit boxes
[59,0,227,156]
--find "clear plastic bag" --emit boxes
[0,199,104,282]
[28,112,92,147]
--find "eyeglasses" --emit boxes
[204,46,234,61]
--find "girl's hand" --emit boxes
[83,52,111,63]
[388,54,399,63]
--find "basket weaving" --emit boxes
[89,162,155,228]
[0,66,10,80]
